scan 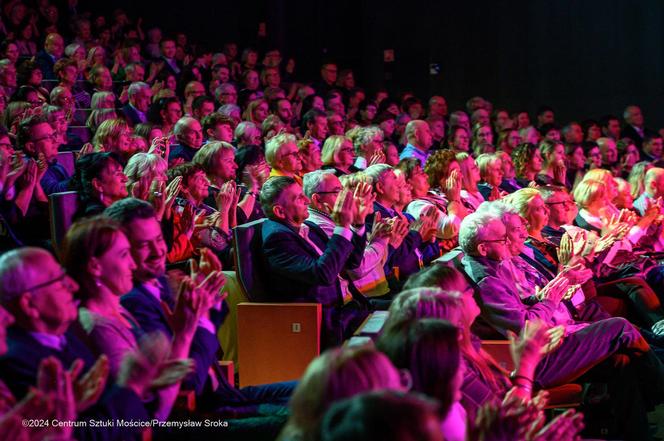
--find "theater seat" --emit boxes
[56,151,76,176]
[233,218,269,302]
[237,302,321,387]
[49,191,79,254]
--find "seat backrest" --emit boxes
[232,218,268,302]
[56,151,76,176]
[49,191,80,254]
[237,302,321,386]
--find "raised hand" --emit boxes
[215,181,237,213]
[553,159,567,185]
[367,211,391,243]
[352,181,375,225]
[179,203,196,238]
[410,205,438,242]
[507,320,550,376]
[190,247,222,284]
[368,150,386,166]
[444,169,462,202]
[388,216,410,248]
[148,136,168,158]
[70,355,110,413]
[331,188,354,228]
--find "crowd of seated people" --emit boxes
[1,1,664,440]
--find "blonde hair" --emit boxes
[573,179,606,209]
[628,161,652,199]
[265,132,297,167]
[192,141,235,173]
[502,187,540,218]
[476,153,501,181]
[92,118,128,150]
[281,345,401,441]
[582,168,613,186]
[321,135,348,166]
[124,153,167,195]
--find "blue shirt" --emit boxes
[399,143,429,167]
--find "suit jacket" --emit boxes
[121,103,147,127]
[35,49,57,80]
[622,124,656,150]
[261,219,354,307]
[121,278,231,398]
[168,143,199,164]
[262,219,363,346]
[0,327,148,441]
[41,162,71,195]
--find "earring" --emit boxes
[94,279,102,288]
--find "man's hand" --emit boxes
[331,188,354,228]
[410,206,438,241]
[352,182,375,225]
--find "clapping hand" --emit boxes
[368,150,386,166]
[331,188,355,229]
[535,273,570,306]
[367,211,391,243]
[444,169,462,202]
[507,320,550,377]
[351,181,375,225]
[410,206,438,242]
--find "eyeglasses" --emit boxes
[31,132,58,143]
[545,200,575,207]
[317,188,342,194]
[480,235,509,245]
[22,272,68,293]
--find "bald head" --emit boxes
[623,105,644,128]
[45,33,64,58]
[645,167,664,198]
[405,120,432,150]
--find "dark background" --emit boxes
[102,0,664,127]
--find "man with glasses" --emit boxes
[18,114,71,195]
[539,186,577,246]
[0,247,151,439]
[260,176,369,347]
[214,83,238,107]
[459,207,664,440]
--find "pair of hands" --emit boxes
[164,249,227,338]
[331,182,376,228]
[469,389,583,441]
[1,354,111,440]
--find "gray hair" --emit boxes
[354,126,383,152]
[259,176,297,220]
[127,81,150,99]
[218,104,241,118]
[303,169,335,198]
[0,247,51,302]
[475,200,518,224]
[173,116,197,137]
[234,121,260,146]
[214,83,236,102]
[64,43,83,58]
[124,152,167,187]
[265,132,297,167]
[363,164,393,187]
[459,211,500,256]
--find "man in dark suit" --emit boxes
[260,176,368,347]
[168,116,204,165]
[0,247,150,440]
[104,198,294,417]
[158,37,182,78]
[35,33,64,80]
[622,105,656,150]
[121,82,152,127]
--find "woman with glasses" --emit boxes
[321,135,355,176]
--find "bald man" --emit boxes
[634,167,664,217]
[399,120,433,167]
[35,33,64,80]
